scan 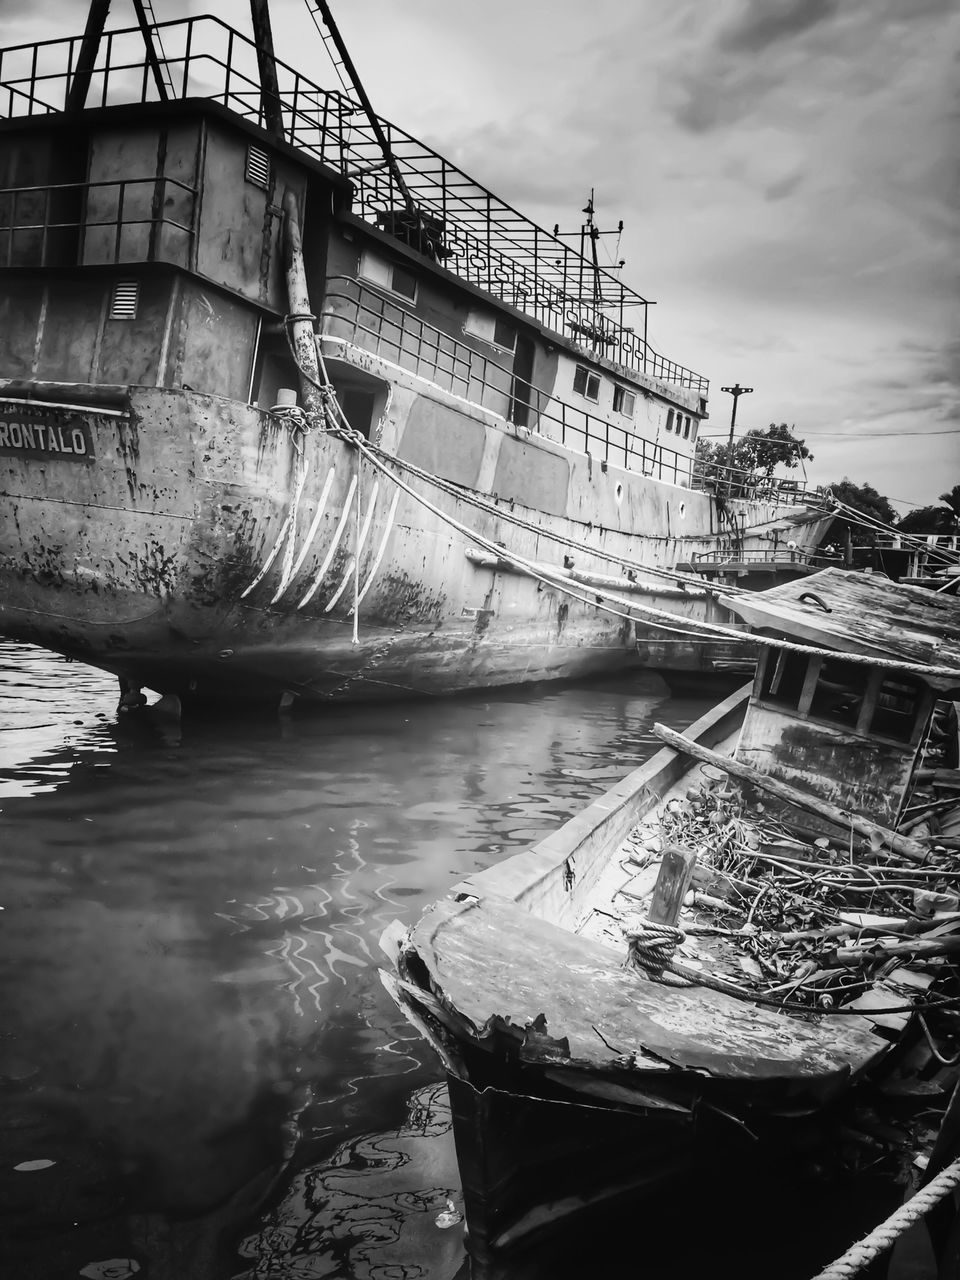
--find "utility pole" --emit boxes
[720,382,753,454]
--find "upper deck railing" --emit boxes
[689,456,828,506]
[0,14,708,395]
[0,176,196,268]
[321,276,695,483]
[320,277,825,505]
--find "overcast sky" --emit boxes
[5,0,958,512]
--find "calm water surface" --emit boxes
[0,645,913,1280]
[0,642,723,1279]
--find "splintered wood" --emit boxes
[580,752,960,1020]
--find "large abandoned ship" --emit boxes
[0,2,832,709]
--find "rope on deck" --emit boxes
[810,1156,960,1280]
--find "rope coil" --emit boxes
[623,919,686,978]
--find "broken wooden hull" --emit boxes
[381,686,911,1257]
[0,378,829,707]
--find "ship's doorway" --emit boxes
[339,386,376,439]
[324,361,389,440]
[510,335,535,428]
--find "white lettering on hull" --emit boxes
[0,414,93,461]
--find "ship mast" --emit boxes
[304,0,432,253]
[67,0,170,111]
[554,190,626,347]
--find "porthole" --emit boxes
[615,482,624,503]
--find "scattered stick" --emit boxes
[652,723,930,864]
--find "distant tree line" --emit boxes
[823,480,960,547]
[694,426,957,545]
[694,423,812,498]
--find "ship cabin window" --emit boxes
[870,675,924,743]
[665,409,675,432]
[245,145,271,190]
[464,310,517,352]
[108,281,139,320]
[613,386,636,417]
[682,416,691,439]
[573,365,600,402]
[807,657,871,729]
[359,250,418,303]
[493,317,517,351]
[759,649,808,709]
[758,650,927,745]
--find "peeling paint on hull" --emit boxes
[0,385,830,706]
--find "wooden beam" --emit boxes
[652,722,930,863]
[647,844,697,928]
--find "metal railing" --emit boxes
[321,277,701,485]
[690,457,828,506]
[0,15,707,393]
[0,176,197,267]
[692,548,816,568]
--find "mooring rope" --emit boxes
[622,919,960,1017]
[809,1157,960,1279]
[277,330,960,678]
[622,920,687,979]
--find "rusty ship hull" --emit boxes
[0,376,831,707]
[0,11,832,708]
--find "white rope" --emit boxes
[353,457,361,643]
[343,436,960,677]
[829,497,960,568]
[359,430,832,598]
[301,347,960,679]
[810,1156,960,1279]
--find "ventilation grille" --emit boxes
[109,281,139,320]
[245,145,271,189]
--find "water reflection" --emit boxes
[236,1083,464,1280]
[0,642,716,1277]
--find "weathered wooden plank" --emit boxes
[648,844,697,928]
[408,894,889,1086]
[652,721,929,862]
[720,568,960,673]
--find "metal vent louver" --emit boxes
[245,145,271,189]
[109,281,139,320]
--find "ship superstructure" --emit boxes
[0,6,831,708]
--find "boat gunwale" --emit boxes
[449,681,752,921]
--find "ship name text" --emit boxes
[0,414,95,463]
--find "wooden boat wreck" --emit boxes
[381,570,960,1261]
[0,2,832,710]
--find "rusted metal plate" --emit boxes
[408,894,889,1085]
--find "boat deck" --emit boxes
[407,891,887,1089]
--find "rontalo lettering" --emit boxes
[0,419,89,457]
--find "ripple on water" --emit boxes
[0,642,722,1277]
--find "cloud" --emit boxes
[719,0,840,54]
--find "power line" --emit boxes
[700,428,960,439]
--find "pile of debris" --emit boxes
[621,761,960,1014]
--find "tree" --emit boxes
[820,478,898,548]
[938,483,960,527]
[695,422,812,497]
[896,484,960,536]
[898,505,955,536]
